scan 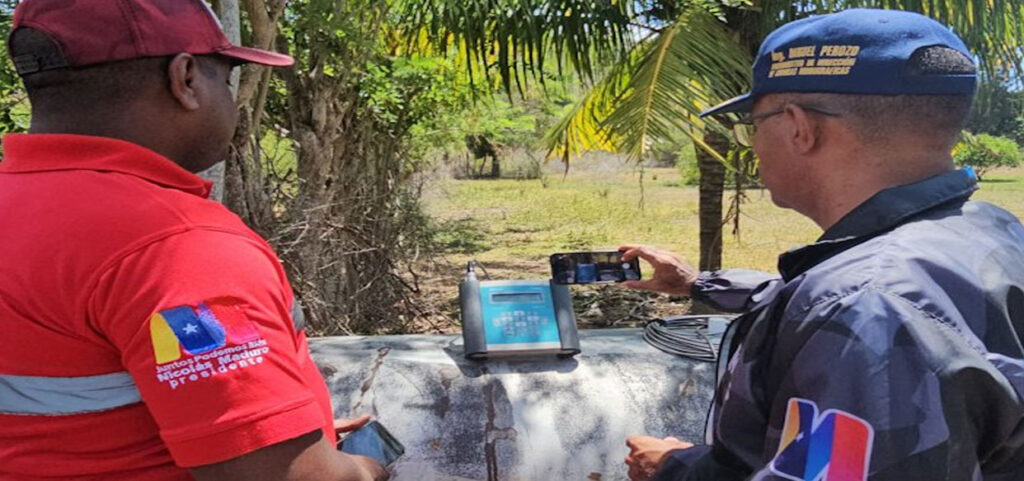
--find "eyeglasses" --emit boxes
[732,104,842,147]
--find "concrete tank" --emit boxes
[310,328,715,481]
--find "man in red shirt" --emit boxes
[0,1,387,480]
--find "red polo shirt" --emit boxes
[0,134,336,479]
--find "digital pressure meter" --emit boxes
[459,263,580,360]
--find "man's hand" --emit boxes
[625,435,694,481]
[618,245,699,297]
[335,415,387,481]
[347,455,388,481]
[191,428,389,481]
[335,415,372,435]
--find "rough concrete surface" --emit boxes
[310,328,715,481]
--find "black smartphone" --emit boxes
[337,420,406,467]
[550,251,641,285]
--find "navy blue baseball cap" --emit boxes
[701,9,977,117]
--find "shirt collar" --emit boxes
[778,168,978,281]
[0,133,213,198]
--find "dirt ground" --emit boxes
[406,255,695,334]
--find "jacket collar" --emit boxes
[0,133,213,198]
[778,168,978,281]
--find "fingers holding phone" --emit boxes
[617,245,699,297]
[335,415,373,435]
[337,420,404,481]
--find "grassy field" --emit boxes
[416,159,1024,331]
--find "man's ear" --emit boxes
[167,53,201,111]
[784,103,821,155]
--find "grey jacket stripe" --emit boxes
[0,371,142,415]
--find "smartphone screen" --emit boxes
[337,420,406,467]
[550,251,641,285]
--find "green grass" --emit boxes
[424,164,1024,279]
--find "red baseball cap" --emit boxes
[10,0,293,75]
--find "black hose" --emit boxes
[643,315,720,362]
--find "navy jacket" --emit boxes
[657,169,1024,481]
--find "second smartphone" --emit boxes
[337,420,406,468]
[550,251,641,285]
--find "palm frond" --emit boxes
[392,0,636,96]
[541,43,634,164]
[545,10,751,163]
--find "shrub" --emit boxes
[953,133,1022,180]
[676,144,700,186]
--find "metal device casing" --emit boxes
[460,279,580,360]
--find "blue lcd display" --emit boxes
[479,282,561,350]
[491,292,544,303]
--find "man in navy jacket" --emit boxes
[622,9,1024,481]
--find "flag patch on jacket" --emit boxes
[770,398,874,481]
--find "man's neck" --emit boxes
[30,113,132,139]
[809,149,955,231]
[28,115,188,169]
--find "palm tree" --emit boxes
[396,0,1024,271]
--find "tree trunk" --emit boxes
[221,0,286,235]
[198,0,242,203]
[490,155,501,178]
[697,130,729,271]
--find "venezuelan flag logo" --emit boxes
[150,298,261,364]
[770,398,874,481]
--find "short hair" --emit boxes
[774,46,975,148]
[8,28,222,114]
[9,28,171,111]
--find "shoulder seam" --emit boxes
[863,286,987,357]
[794,233,895,315]
[79,225,274,338]
[798,277,871,315]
